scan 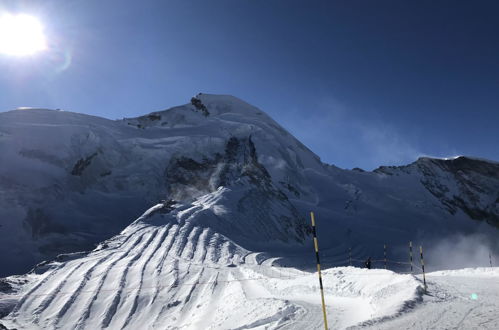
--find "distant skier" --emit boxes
[365,257,372,269]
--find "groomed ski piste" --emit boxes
[1,202,498,329]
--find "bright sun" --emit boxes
[0,14,47,56]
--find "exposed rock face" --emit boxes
[190,96,210,116]
[373,156,499,227]
[23,208,67,239]
[71,152,98,176]
[165,137,272,200]
[165,136,308,246]
[416,157,499,227]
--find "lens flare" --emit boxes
[0,14,47,56]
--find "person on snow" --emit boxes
[365,257,372,269]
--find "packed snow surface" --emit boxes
[0,206,422,330]
[356,267,499,330]
[1,203,498,329]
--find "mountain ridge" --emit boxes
[0,93,497,278]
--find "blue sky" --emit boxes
[1,0,498,170]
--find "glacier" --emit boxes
[0,94,498,329]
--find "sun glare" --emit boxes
[0,14,47,56]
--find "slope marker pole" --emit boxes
[420,245,427,293]
[310,211,329,330]
[384,244,387,269]
[409,241,413,273]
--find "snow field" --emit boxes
[1,214,422,330]
[2,205,497,329]
[355,267,499,329]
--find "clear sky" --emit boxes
[1,0,498,170]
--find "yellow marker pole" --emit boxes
[310,212,329,330]
[420,245,427,292]
[409,241,413,273]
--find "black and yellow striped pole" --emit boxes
[384,244,387,269]
[419,245,427,292]
[310,212,329,330]
[409,241,413,273]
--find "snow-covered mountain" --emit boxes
[0,94,498,329]
[0,94,313,277]
[0,94,498,277]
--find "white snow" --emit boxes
[355,267,499,329]
[2,199,497,329]
[0,94,498,329]
[0,205,423,329]
[2,211,497,330]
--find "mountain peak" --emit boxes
[191,93,265,117]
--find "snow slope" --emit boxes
[1,94,498,277]
[0,204,423,329]
[1,202,497,329]
[0,95,313,276]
